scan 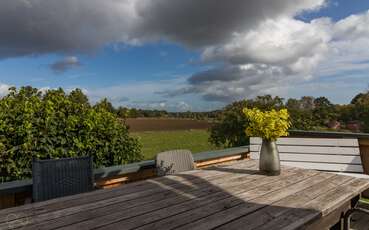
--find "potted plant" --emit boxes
[243,108,291,175]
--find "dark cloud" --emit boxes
[0,0,134,58]
[134,0,325,47]
[165,64,290,102]
[0,0,325,58]
[50,56,80,73]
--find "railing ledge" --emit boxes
[0,179,32,195]
[0,146,250,196]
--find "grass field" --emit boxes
[126,118,212,132]
[132,130,220,160]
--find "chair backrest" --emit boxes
[155,150,195,176]
[32,156,94,202]
[250,137,363,173]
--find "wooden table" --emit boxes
[1,160,369,230]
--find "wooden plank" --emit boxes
[94,167,303,230]
[193,146,249,162]
[23,165,268,230]
[2,174,235,229]
[42,162,287,230]
[252,178,369,230]
[250,152,362,164]
[96,168,155,188]
[359,142,369,175]
[305,201,350,230]
[1,161,259,229]
[250,145,360,155]
[250,137,359,147]
[359,139,369,146]
[335,172,369,179]
[113,169,318,230]
[216,174,353,230]
[170,171,327,230]
[196,155,243,168]
[281,161,364,173]
[0,160,254,224]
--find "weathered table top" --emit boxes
[1,160,369,230]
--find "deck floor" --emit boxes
[1,160,369,230]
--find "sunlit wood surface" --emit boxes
[1,160,369,230]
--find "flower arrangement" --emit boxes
[243,108,291,141]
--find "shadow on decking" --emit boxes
[2,164,363,230]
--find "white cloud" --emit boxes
[171,10,369,103]
[202,17,331,68]
[82,77,191,110]
[170,16,333,102]
[0,83,12,97]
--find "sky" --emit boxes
[1,0,369,111]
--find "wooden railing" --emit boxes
[0,146,249,210]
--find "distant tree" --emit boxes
[351,93,365,105]
[209,100,249,147]
[300,96,315,110]
[68,88,89,106]
[350,91,369,132]
[128,108,139,118]
[209,95,288,147]
[116,106,130,118]
[252,95,284,110]
[285,98,301,110]
[313,97,336,126]
[94,98,115,113]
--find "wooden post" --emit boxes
[359,138,369,198]
[358,139,369,175]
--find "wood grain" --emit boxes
[1,160,369,230]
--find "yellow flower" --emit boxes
[243,108,291,141]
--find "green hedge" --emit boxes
[0,87,142,182]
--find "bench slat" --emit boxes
[250,145,360,155]
[250,137,359,147]
[250,152,362,165]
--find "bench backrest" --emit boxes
[250,137,363,173]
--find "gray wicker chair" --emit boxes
[155,149,195,176]
[32,156,94,202]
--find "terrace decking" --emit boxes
[1,159,369,230]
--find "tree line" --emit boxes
[84,88,369,138]
[209,92,369,147]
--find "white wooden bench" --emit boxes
[250,137,369,179]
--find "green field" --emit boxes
[132,130,220,160]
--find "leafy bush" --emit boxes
[209,96,285,147]
[0,86,142,182]
[243,108,291,141]
[209,100,250,147]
